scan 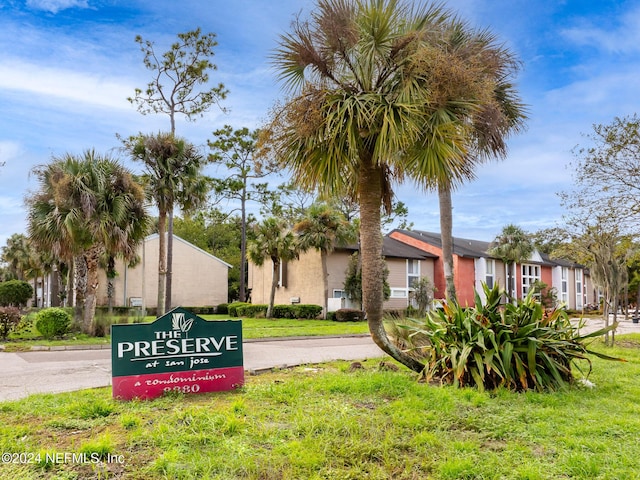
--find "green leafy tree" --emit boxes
[26,151,150,333]
[294,203,356,317]
[266,0,493,372]
[126,133,209,315]
[209,126,278,302]
[343,252,391,310]
[247,218,300,318]
[556,213,632,346]
[0,280,33,307]
[564,114,640,229]
[410,276,435,316]
[128,28,227,312]
[489,224,534,301]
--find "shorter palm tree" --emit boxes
[247,218,300,318]
[489,224,534,302]
[294,203,356,318]
[126,132,209,315]
[27,151,150,333]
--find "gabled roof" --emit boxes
[145,233,233,269]
[392,230,490,259]
[392,229,583,268]
[338,236,437,260]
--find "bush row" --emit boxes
[225,302,322,319]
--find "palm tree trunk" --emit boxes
[165,209,173,313]
[321,251,329,319]
[82,246,101,335]
[602,290,610,346]
[359,161,425,373]
[50,264,60,307]
[157,211,167,317]
[438,183,456,302]
[268,258,279,318]
[74,254,87,327]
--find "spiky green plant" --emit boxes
[396,284,623,392]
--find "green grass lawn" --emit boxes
[1,335,640,479]
[1,314,370,351]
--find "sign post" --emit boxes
[111,307,244,400]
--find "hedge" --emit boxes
[236,304,269,318]
[334,308,365,322]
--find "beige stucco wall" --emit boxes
[96,235,230,308]
[248,250,325,307]
[249,249,436,312]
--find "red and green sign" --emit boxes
[111,308,244,400]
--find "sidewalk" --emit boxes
[0,335,385,402]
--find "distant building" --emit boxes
[248,236,437,315]
[389,229,592,309]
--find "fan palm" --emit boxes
[489,224,534,301]
[1,233,31,281]
[266,0,498,372]
[126,132,209,315]
[247,218,300,318]
[294,203,356,317]
[27,151,150,333]
[437,22,527,302]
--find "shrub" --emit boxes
[293,304,322,319]
[334,308,365,322]
[396,283,622,392]
[93,314,113,337]
[228,302,249,317]
[36,307,71,339]
[0,306,21,340]
[236,304,268,318]
[0,280,34,307]
[216,303,229,315]
[270,304,322,319]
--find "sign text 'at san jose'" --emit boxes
[111,307,244,400]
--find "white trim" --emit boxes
[391,288,408,299]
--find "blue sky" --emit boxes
[1,0,639,247]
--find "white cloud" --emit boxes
[0,59,133,111]
[26,0,89,14]
[561,5,640,54]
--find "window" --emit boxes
[391,289,408,299]
[333,289,347,299]
[561,268,569,304]
[485,259,495,289]
[407,259,420,289]
[576,269,583,309]
[277,261,288,288]
[521,264,541,297]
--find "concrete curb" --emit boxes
[0,334,371,353]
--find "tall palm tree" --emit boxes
[294,203,356,318]
[267,0,493,372]
[489,224,534,302]
[126,133,209,315]
[27,151,150,333]
[1,233,31,281]
[437,22,527,302]
[247,218,300,318]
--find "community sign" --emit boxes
[111,307,244,400]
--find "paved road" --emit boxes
[0,336,385,402]
[1,317,638,402]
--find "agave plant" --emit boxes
[394,284,623,392]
